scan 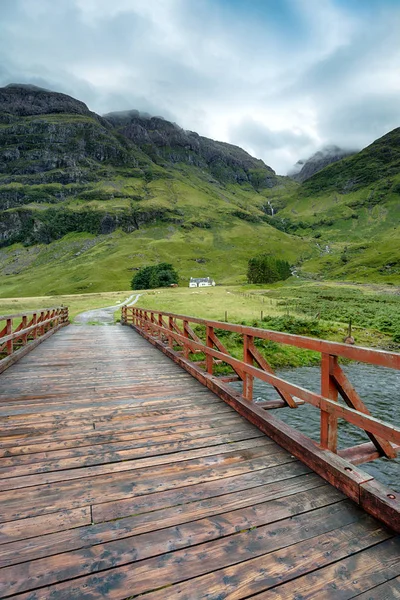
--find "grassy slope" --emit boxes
[1,106,399,291]
[1,157,310,297]
[278,129,400,282]
[0,219,309,297]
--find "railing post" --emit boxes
[22,315,27,345]
[320,353,339,452]
[243,334,253,401]
[32,313,37,339]
[6,318,13,356]
[158,314,164,342]
[206,325,214,374]
[39,311,45,336]
[183,320,190,359]
[168,316,174,348]
[121,306,126,325]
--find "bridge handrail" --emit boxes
[122,305,400,467]
[0,306,67,321]
[0,306,69,373]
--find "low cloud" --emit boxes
[0,0,399,173]
[230,118,316,174]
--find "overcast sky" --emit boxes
[1,0,400,174]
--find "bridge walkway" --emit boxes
[0,325,399,599]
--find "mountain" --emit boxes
[288,145,357,183]
[0,83,93,117]
[0,84,304,296]
[105,110,277,188]
[0,84,399,295]
[278,129,400,281]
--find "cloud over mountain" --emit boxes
[0,0,399,173]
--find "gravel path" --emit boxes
[74,293,142,325]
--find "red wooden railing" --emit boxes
[0,306,69,374]
[122,306,400,465]
[122,305,400,532]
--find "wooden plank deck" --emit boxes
[0,324,399,599]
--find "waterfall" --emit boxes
[267,200,274,216]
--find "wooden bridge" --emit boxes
[0,305,399,599]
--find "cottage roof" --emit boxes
[190,277,214,283]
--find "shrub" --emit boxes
[131,263,179,290]
[247,254,291,284]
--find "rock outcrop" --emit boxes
[289,145,356,183]
[105,110,277,187]
[0,84,92,117]
[0,84,283,247]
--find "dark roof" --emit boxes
[190,277,214,283]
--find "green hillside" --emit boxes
[0,84,399,296]
[0,85,308,297]
[275,129,400,282]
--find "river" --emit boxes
[233,363,399,491]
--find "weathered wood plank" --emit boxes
[93,460,311,523]
[0,479,334,574]
[0,427,264,471]
[3,501,367,599]
[0,507,91,545]
[0,418,253,457]
[350,575,400,600]
[0,448,295,522]
[262,537,400,599]
[0,437,272,490]
[142,519,392,600]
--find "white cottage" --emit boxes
[189,277,216,288]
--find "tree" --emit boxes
[131,263,179,290]
[247,254,291,284]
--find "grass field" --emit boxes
[137,282,400,346]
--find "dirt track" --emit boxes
[74,294,141,325]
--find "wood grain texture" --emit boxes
[0,324,399,599]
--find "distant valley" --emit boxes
[0,83,399,296]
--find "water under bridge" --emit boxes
[0,305,399,599]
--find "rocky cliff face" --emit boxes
[0,84,283,248]
[0,85,144,207]
[289,145,356,183]
[105,110,277,187]
[0,84,92,117]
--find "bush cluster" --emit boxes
[131,263,179,290]
[247,254,291,284]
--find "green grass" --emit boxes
[0,291,131,320]
[1,108,399,290]
[132,281,399,369]
[136,281,400,350]
[0,219,310,297]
